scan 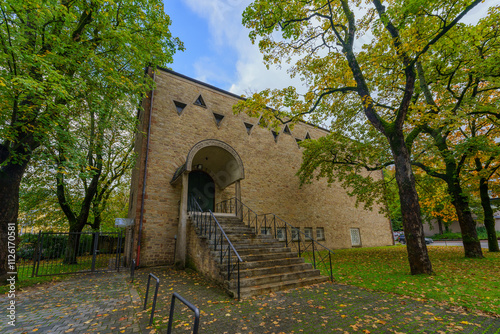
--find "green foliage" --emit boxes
[298,132,390,213]
[0,0,183,233]
[237,1,486,262]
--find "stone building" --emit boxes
[127,67,393,270]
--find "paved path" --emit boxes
[1,272,143,333]
[1,267,499,333]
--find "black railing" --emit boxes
[188,196,242,300]
[216,197,334,281]
[215,198,258,233]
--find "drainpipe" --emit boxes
[136,67,156,267]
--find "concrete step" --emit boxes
[227,256,305,270]
[192,211,330,299]
[222,262,315,280]
[228,268,323,288]
[239,251,299,262]
[236,246,292,255]
[237,263,314,278]
[231,276,330,299]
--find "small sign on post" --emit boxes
[115,218,134,227]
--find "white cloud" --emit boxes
[181,0,303,95]
[181,0,495,97]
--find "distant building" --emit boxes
[126,68,393,268]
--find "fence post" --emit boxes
[329,251,333,281]
[116,231,123,272]
[130,259,136,283]
[91,232,99,272]
[312,240,316,269]
[32,231,42,278]
[35,232,43,277]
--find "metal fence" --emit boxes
[16,231,124,279]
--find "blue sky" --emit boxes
[164,0,495,97]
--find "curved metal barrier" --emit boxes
[143,273,160,326]
[166,292,200,334]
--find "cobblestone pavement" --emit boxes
[1,272,143,333]
[1,267,500,333]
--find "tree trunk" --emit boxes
[390,135,433,275]
[63,228,82,265]
[447,178,484,258]
[0,162,28,283]
[478,178,499,252]
[437,217,444,235]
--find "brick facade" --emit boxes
[128,68,394,267]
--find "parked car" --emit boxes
[398,234,433,245]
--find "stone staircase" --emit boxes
[206,213,329,298]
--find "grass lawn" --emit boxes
[324,245,500,315]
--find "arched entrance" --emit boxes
[171,139,245,267]
[188,171,215,212]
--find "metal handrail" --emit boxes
[215,197,259,233]
[217,197,334,281]
[188,196,242,300]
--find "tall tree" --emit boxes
[237,0,483,273]
[0,0,182,280]
[412,10,500,254]
[54,85,136,264]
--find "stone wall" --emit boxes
[186,217,220,282]
[129,68,393,267]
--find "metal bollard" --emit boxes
[130,259,136,283]
[167,292,200,334]
[144,273,160,326]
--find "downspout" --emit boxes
[136,67,156,267]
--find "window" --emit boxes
[316,227,325,241]
[194,95,206,107]
[271,130,279,142]
[291,228,300,241]
[244,122,254,135]
[350,228,361,247]
[283,124,292,135]
[304,227,313,240]
[276,227,286,241]
[295,138,302,148]
[261,227,271,236]
[173,100,187,115]
[213,112,224,127]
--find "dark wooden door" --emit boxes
[188,171,215,212]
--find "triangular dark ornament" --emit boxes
[305,132,311,140]
[173,100,187,115]
[283,124,292,135]
[244,122,254,135]
[272,130,279,142]
[213,113,224,127]
[295,138,302,147]
[194,95,206,107]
